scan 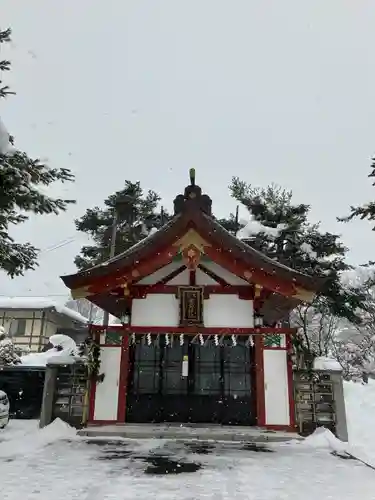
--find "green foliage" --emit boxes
[0,28,75,277]
[0,28,14,99]
[74,180,171,270]
[230,177,366,324]
[338,158,375,229]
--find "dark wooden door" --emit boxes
[126,336,256,425]
[188,343,223,423]
[126,340,163,423]
[221,343,255,425]
[126,338,189,423]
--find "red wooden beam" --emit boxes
[198,264,228,286]
[157,265,186,285]
[203,245,297,297]
[189,270,196,286]
[87,245,180,294]
[127,284,254,298]
[90,324,297,335]
[254,334,266,426]
[117,334,129,422]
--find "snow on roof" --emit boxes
[314,356,342,372]
[20,334,80,367]
[0,297,88,324]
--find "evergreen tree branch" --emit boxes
[0,27,75,276]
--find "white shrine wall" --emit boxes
[132,294,180,327]
[203,295,254,328]
[136,260,249,286]
[137,262,182,285]
[132,259,253,328]
[201,261,249,285]
[93,346,122,421]
[263,348,290,426]
[131,294,254,329]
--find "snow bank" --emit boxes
[314,356,342,372]
[344,380,375,464]
[301,427,347,453]
[0,418,77,459]
[296,379,375,467]
[236,217,287,240]
[0,297,88,324]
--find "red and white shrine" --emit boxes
[61,172,321,431]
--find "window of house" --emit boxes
[9,319,27,336]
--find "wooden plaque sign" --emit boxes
[178,286,204,326]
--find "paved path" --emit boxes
[1,421,374,500]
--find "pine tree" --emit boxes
[0,28,75,277]
[230,177,366,324]
[338,158,375,229]
[74,180,170,270]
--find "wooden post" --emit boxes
[39,365,58,428]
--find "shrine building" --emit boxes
[61,171,322,431]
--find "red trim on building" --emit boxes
[89,324,297,336]
[88,381,96,423]
[203,244,297,297]
[117,334,130,422]
[158,265,186,285]
[254,334,266,427]
[286,334,296,429]
[87,245,181,294]
[88,329,100,423]
[198,263,228,286]
[128,284,254,298]
[86,422,297,432]
[189,270,196,285]
[87,420,122,426]
[263,424,297,432]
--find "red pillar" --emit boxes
[88,329,100,423]
[286,334,296,429]
[117,333,130,422]
[254,334,266,427]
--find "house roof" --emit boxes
[0,297,88,324]
[61,172,325,323]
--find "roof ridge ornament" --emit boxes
[189,167,196,186]
[173,168,212,215]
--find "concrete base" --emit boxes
[78,423,302,443]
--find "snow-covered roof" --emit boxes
[314,356,342,372]
[20,334,81,367]
[0,297,88,324]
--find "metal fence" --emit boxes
[0,366,45,419]
[52,363,89,428]
[40,361,89,429]
[294,370,336,436]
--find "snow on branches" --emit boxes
[0,27,75,276]
[0,326,21,366]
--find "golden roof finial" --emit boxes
[189,168,196,186]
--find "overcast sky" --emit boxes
[1,0,375,301]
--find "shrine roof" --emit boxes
[61,170,324,295]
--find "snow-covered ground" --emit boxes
[1,381,375,500]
